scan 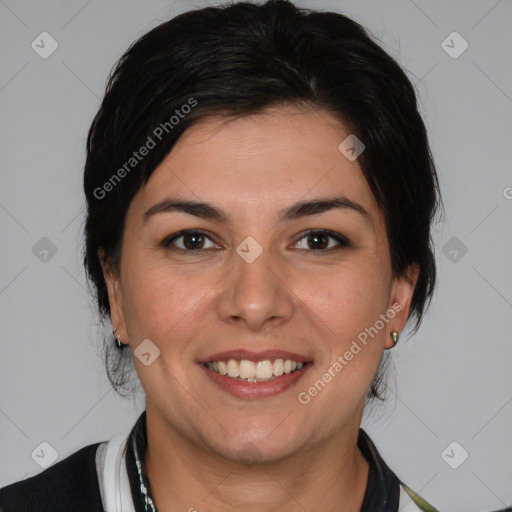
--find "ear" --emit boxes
[97,247,126,342]
[384,264,420,349]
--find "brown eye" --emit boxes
[180,232,206,250]
[293,230,350,252]
[161,230,220,252]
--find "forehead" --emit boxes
[132,106,383,228]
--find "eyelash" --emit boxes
[160,229,351,255]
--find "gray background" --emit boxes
[0,0,511,510]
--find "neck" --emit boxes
[144,404,370,512]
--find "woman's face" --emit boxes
[102,105,418,462]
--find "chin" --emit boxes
[203,426,303,465]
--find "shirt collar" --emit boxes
[125,410,400,512]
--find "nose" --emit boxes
[215,244,295,332]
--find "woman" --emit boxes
[0,0,456,510]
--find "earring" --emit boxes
[391,331,399,345]
[112,327,126,349]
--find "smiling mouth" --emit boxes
[204,358,310,382]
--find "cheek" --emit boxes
[299,271,388,404]
[302,263,388,335]
[118,244,180,337]
[123,277,177,339]
[120,254,214,344]
[300,265,390,399]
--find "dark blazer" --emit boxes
[0,443,104,512]
[1,411,510,512]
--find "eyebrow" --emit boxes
[143,195,370,224]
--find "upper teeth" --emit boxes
[206,359,304,380]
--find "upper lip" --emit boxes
[198,349,312,364]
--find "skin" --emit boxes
[99,105,419,512]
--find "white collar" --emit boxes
[399,485,428,511]
[96,432,135,512]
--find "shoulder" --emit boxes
[399,482,441,511]
[400,483,512,512]
[0,442,104,512]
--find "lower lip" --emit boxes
[199,362,313,400]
